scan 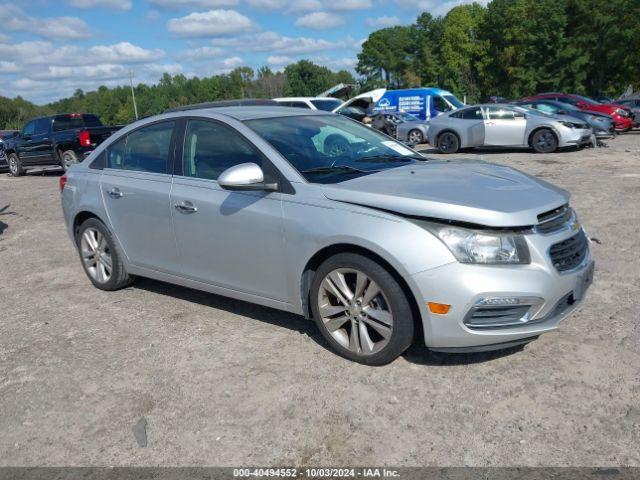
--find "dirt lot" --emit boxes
[1,132,639,467]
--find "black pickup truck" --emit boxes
[3,113,121,176]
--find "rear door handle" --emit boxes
[174,201,197,213]
[107,188,123,198]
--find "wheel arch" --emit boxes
[434,129,460,146]
[300,243,424,345]
[72,210,106,245]
[527,125,558,147]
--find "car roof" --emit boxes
[170,105,331,121]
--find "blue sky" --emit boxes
[0,0,483,104]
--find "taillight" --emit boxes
[59,174,67,192]
[78,130,91,147]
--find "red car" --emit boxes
[522,93,634,132]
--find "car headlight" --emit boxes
[559,121,574,128]
[615,108,629,117]
[419,222,530,264]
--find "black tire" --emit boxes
[407,129,424,145]
[437,131,460,154]
[8,153,24,176]
[76,218,134,291]
[310,253,415,366]
[531,129,558,153]
[60,150,79,171]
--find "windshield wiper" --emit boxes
[301,165,372,175]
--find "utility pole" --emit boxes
[129,70,139,120]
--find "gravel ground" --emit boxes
[1,132,639,467]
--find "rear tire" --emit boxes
[60,150,79,171]
[437,132,460,154]
[531,129,558,153]
[8,154,24,176]
[77,218,134,291]
[407,129,424,144]
[310,253,415,365]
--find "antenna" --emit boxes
[129,70,139,121]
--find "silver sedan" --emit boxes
[428,104,593,154]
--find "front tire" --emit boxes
[531,129,558,153]
[437,132,460,154]
[77,218,134,291]
[8,154,24,176]
[310,253,415,365]
[60,150,79,171]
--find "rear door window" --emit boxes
[107,121,175,174]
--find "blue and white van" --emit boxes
[334,88,465,122]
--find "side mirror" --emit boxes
[218,163,278,192]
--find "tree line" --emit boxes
[1,0,639,130]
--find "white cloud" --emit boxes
[288,0,371,12]
[66,0,132,10]
[167,9,255,37]
[366,15,401,27]
[182,45,225,60]
[150,0,239,8]
[221,56,244,68]
[393,0,489,16]
[0,61,20,73]
[0,5,91,40]
[295,12,344,30]
[212,31,354,55]
[246,0,287,8]
[267,55,291,65]
[88,42,166,64]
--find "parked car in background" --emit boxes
[273,97,344,112]
[616,96,640,127]
[371,111,429,144]
[428,104,592,154]
[593,95,613,103]
[61,104,594,364]
[3,113,121,176]
[522,93,633,132]
[0,130,18,169]
[513,99,615,139]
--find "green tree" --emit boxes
[283,60,334,96]
[357,26,419,86]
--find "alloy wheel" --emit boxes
[317,268,393,355]
[408,129,423,144]
[536,131,555,150]
[80,227,112,284]
[440,133,456,152]
[62,152,75,170]
[8,156,17,175]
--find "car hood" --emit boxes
[322,161,569,228]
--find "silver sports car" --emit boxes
[427,104,593,154]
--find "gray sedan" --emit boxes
[61,106,593,365]
[428,104,593,154]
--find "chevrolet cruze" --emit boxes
[61,105,594,365]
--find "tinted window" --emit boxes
[53,114,103,131]
[287,102,311,109]
[34,118,50,135]
[182,120,262,181]
[454,107,483,120]
[83,114,102,127]
[22,121,36,137]
[557,97,579,106]
[108,121,174,174]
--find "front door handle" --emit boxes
[174,201,198,213]
[107,188,123,198]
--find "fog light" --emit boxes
[428,302,451,314]
[477,297,522,306]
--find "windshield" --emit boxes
[573,95,598,105]
[310,98,343,112]
[443,94,465,109]
[245,114,424,184]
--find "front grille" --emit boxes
[536,205,573,234]
[549,230,588,272]
[464,305,532,329]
